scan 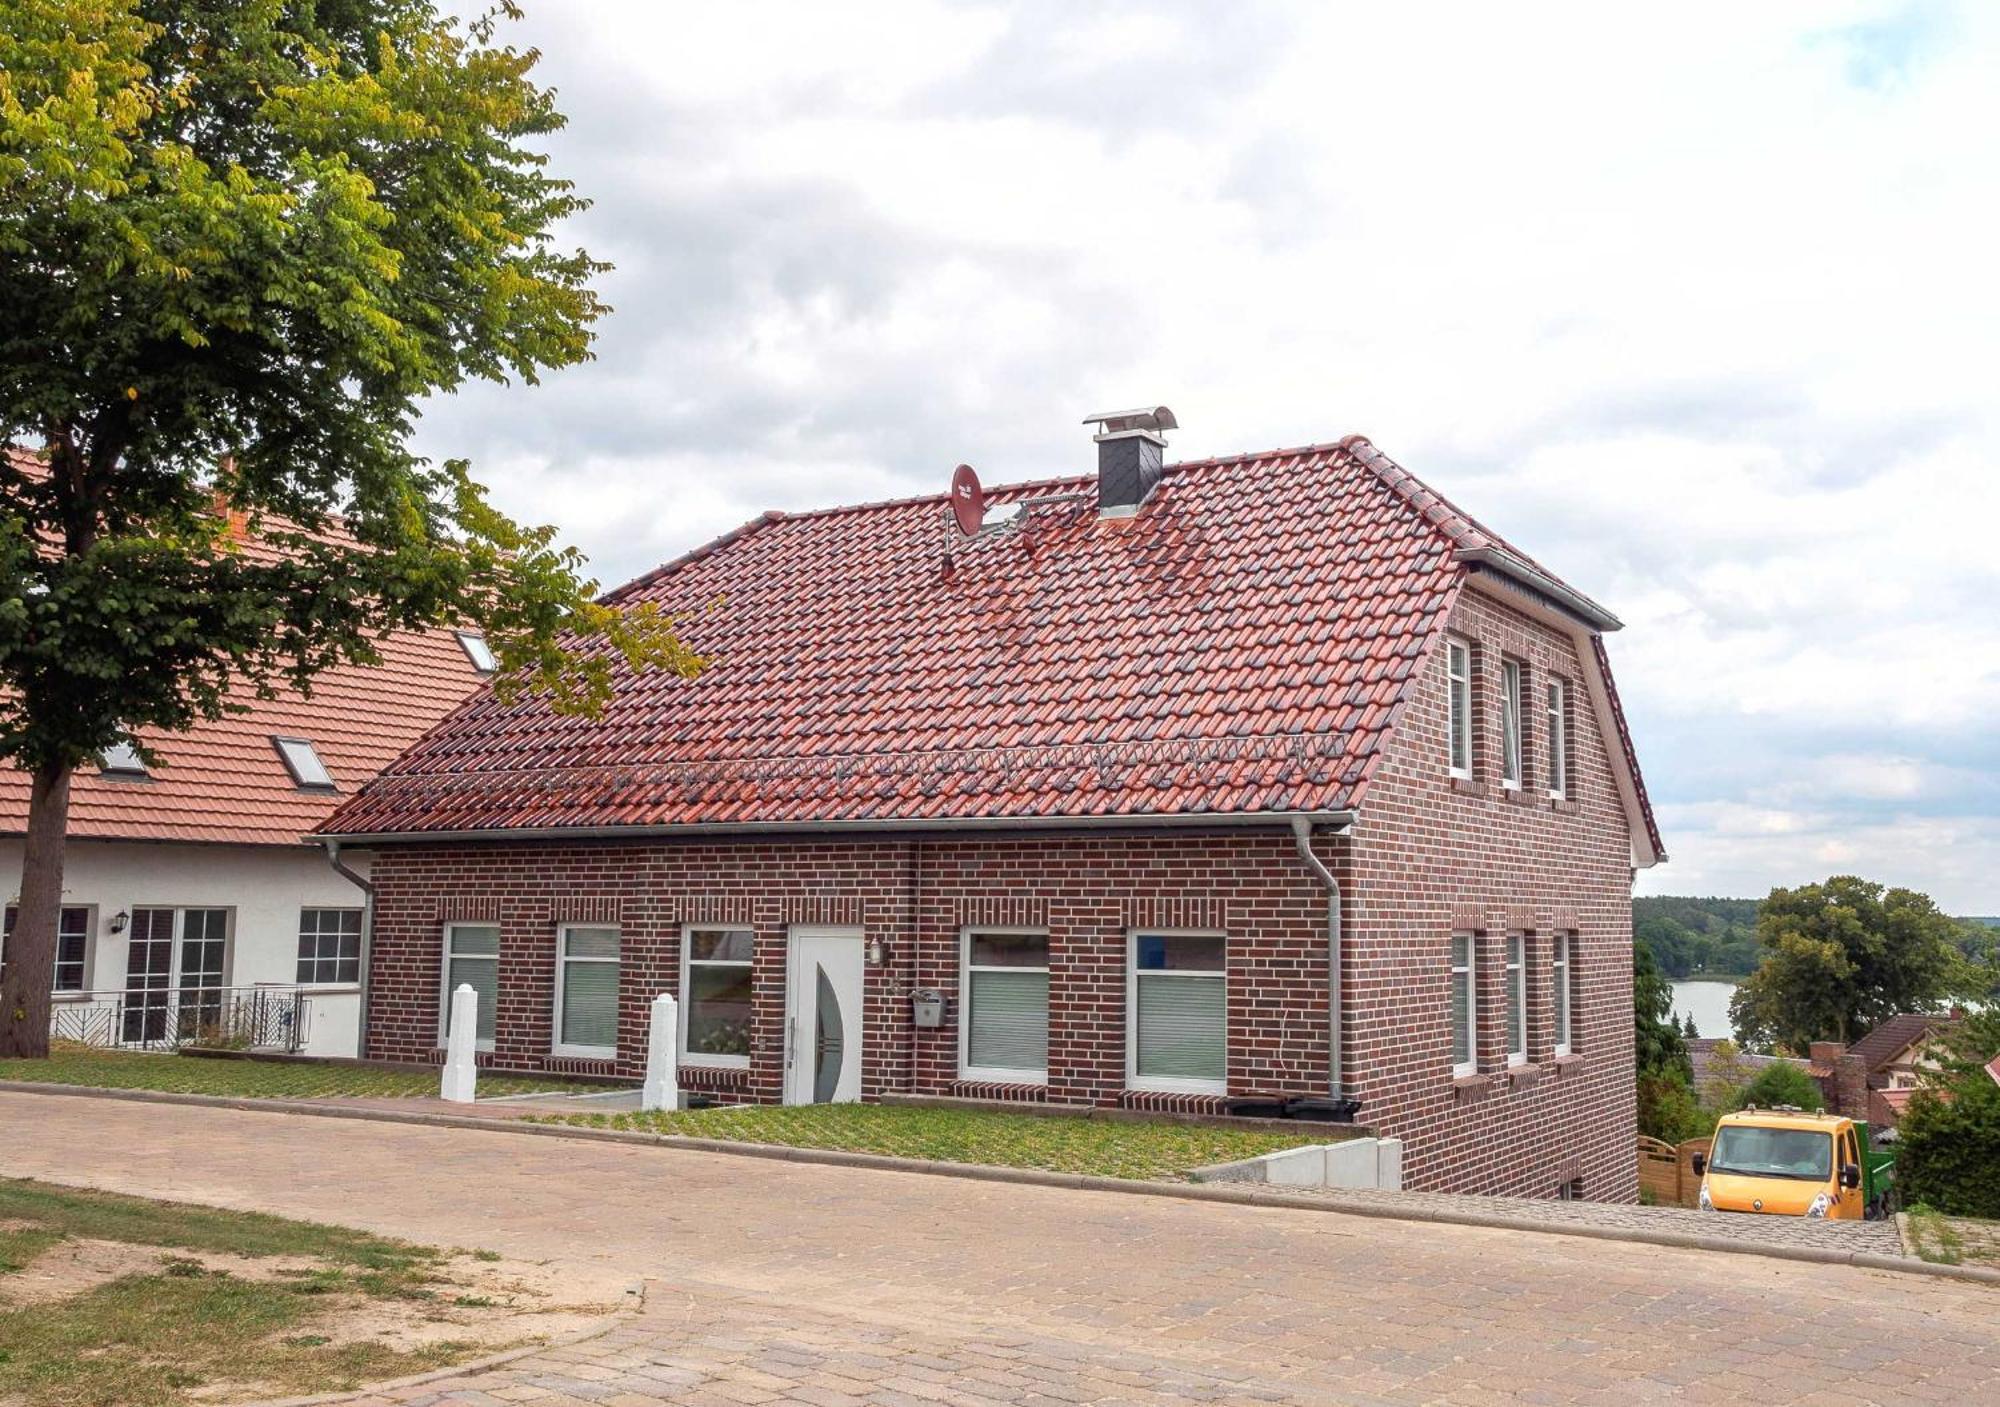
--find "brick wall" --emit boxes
[1340,582,1640,1201]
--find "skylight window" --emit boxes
[455,631,497,674]
[99,742,149,777]
[272,736,335,790]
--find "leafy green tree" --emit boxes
[1729,876,1974,1054]
[1731,1062,1825,1113]
[0,0,700,1056]
[1899,1011,2000,1217]
[1634,939,1697,1140]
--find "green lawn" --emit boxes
[0,1179,505,1407]
[0,1043,598,1100]
[530,1102,1327,1180]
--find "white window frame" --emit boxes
[958,926,1051,1085]
[99,741,148,776]
[1552,932,1574,1057]
[3,903,96,996]
[1450,931,1477,1078]
[551,924,621,1059]
[1446,636,1473,779]
[295,907,363,988]
[1125,929,1229,1097]
[1547,678,1569,799]
[271,735,335,790]
[439,922,500,1052]
[1499,659,1522,790]
[678,924,754,1070]
[1505,933,1527,1067]
[456,630,498,674]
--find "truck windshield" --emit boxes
[1709,1126,1833,1181]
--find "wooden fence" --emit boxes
[1637,1135,1713,1207]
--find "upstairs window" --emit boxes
[272,736,334,790]
[1446,637,1473,779]
[3,905,92,993]
[1128,933,1227,1094]
[1450,933,1476,1077]
[961,930,1050,1082]
[1552,933,1575,1056]
[456,631,498,674]
[1547,679,1569,799]
[1500,659,1523,790]
[99,741,148,777]
[1505,934,1527,1066]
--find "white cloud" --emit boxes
[418,0,2000,911]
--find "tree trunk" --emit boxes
[0,762,71,1059]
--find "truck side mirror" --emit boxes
[1690,1153,1706,1176]
[1840,1163,1861,1190]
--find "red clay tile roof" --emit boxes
[1985,1054,2000,1088]
[1847,1013,1955,1073]
[320,437,1660,844]
[0,447,489,846]
[0,628,488,847]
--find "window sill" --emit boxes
[552,1046,617,1061]
[1506,1062,1541,1088]
[680,1055,752,1072]
[1449,777,1482,797]
[1553,1053,1585,1074]
[1451,1072,1491,1097]
[1128,1079,1229,1098]
[961,1069,1047,1086]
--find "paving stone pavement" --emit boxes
[1257,1183,1906,1255]
[5,1092,1996,1406]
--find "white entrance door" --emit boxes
[785,927,865,1105]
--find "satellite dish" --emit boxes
[950,463,983,536]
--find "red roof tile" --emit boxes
[1,448,489,846]
[321,437,1660,844]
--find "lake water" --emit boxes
[1670,980,1739,1039]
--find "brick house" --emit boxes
[318,414,1665,1198]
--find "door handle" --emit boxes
[786,1015,796,1071]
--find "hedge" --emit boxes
[1896,1080,2000,1219]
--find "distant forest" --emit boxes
[1636,896,1999,982]
[1634,896,1763,979]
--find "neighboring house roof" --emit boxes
[1869,1086,1917,1128]
[319,436,1663,857]
[1687,1039,1807,1098]
[0,448,489,848]
[1985,1053,2000,1088]
[1846,1013,1954,1074]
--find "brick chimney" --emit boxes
[1084,406,1177,517]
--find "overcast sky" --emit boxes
[414,1,2000,913]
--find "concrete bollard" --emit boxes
[439,983,479,1103]
[641,991,680,1112]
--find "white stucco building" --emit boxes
[1,627,488,1057]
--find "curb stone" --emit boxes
[6,1079,1998,1289]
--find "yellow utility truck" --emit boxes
[1691,1108,1896,1220]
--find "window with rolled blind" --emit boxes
[555,925,620,1056]
[1127,933,1227,1093]
[960,930,1049,1081]
[441,923,500,1048]
[1450,932,1476,1077]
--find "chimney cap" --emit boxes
[1083,405,1178,438]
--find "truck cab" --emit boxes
[1692,1109,1894,1220]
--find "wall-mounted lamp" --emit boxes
[866,939,891,967]
[109,909,129,935]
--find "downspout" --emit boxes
[1290,815,1347,1098]
[321,839,375,1057]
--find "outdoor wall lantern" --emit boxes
[109,909,129,934]
[866,938,891,966]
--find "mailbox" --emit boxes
[910,988,945,1027]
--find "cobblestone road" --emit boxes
[4,1093,1994,1406]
